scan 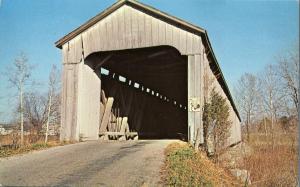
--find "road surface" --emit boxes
[0,140,175,186]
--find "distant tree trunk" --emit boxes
[45,91,52,143]
[45,65,60,143]
[271,109,275,150]
[20,83,24,145]
[246,111,250,142]
[263,116,267,136]
[5,53,33,146]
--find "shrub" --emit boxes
[203,88,232,157]
[164,142,240,186]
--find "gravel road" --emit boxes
[0,140,175,186]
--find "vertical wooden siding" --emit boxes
[60,4,241,144]
[202,52,242,145]
[76,5,203,59]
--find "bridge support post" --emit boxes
[187,54,204,147]
[60,56,101,142]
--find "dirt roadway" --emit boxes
[0,140,176,186]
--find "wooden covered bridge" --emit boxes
[55,0,241,146]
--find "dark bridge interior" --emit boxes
[87,46,188,139]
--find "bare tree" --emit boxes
[5,53,32,145]
[235,73,259,141]
[277,45,299,115]
[45,65,60,143]
[259,64,285,149]
[22,90,60,143]
[23,92,47,133]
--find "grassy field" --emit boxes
[163,142,242,186]
[163,133,298,187]
[0,142,56,158]
[0,134,67,158]
[242,133,298,186]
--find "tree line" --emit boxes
[234,44,299,144]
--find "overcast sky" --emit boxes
[0,0,299,123]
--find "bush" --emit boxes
[164,142,240,186]
[203,88,231,157]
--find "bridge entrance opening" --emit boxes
[87,46,188,140]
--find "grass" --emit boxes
[163,142,241,186]
[1,143,49,158]
[0,134,71,158]
[242,133,298,186]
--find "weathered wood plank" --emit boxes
[124,5,132,48]
[194,128,201,150]
[109,113,116,132]
[192,35,201,54]
[186,33,193,54]
[194,54,203,144]
[172,26,180,51]
[165,24,173,45]
[62,63,79,141]
[111,11,119,49]
[106,15,113,50]
[82,31,89,58]
[144,14,152,46]
[117,7,125,49]
[179,29,187,54]
[76,62,101,140]
[137,11,145,47]
[151,17,159,45]
[99,97,114,133]
[99,132,138,136]
[75,36,82,63]
[131,7,139,48]
[100,102,105,125]
[101,89,107,104]
[62,44,68,64]
[188,55,195,144]
[119,117,128,141]
[60,65,67,140]
[116,117,123,132]
[99,20,107,52]
[89,26,99,54]
[67,40,75,63]
[95,22,102,52]
[120,117,128,133]
[87,29,94,57]
[158,20,166,45]
[203,51,208,101]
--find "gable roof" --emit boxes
[55,0,241,121]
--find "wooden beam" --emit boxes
[99,97,114,133]
[94,54,113,70]
[188,55,195,144]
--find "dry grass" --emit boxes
[243,133,298,186]
[0,134,71,158]
[0,141,62,158]
[0,134,59,146]
[163,142,242,186]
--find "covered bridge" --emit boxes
[55,0,241,146]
